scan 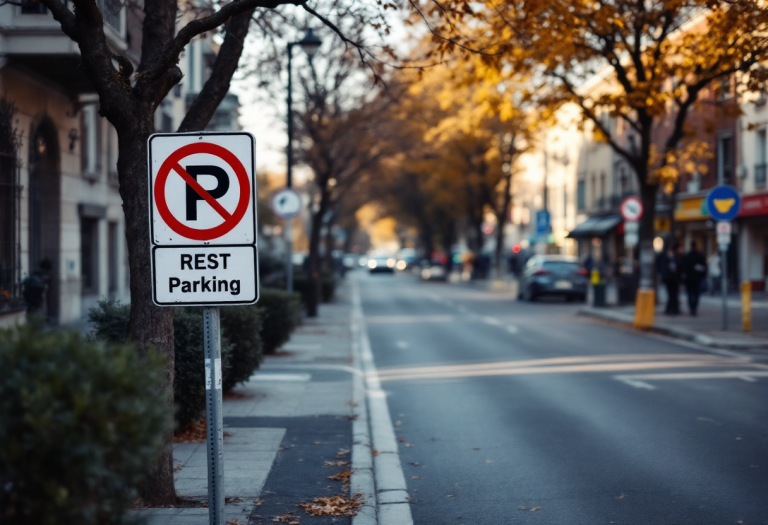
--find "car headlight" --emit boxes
[387,258,395,267]
[368,260,377,269]
[396,260,407,270]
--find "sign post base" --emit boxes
[204,307,225,525]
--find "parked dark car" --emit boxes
[518,255,587,302]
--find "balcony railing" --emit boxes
[756,163,767,189]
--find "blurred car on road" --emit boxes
[368,255,396,274]
[518,255,587,302]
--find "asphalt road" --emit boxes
[358,271,768,525]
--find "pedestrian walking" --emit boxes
[682,241,707,316]
[657,242,682,315]
[708,251,722,295]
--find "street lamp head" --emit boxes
[299,28,322,59]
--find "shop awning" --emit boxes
[567,215,622,238]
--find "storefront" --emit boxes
[738,192,768,291]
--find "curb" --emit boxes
[578,307,768,350]
[350,278,414,525]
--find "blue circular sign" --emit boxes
[705,185,741,221]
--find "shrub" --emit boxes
[0,322,169,525]
[87,301,233,431]
[219,305,263,392]
[290,272,337,305]
[257,288,302,354]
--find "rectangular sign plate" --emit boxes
[152,245,258,306]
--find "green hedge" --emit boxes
[0,322,169,525]
[257,288,303,354]
[88,301,265,427]
[219,305,263,392]
[282,273,337,305]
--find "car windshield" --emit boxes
[542,261,579,274]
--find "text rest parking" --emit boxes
[152,245,258,306]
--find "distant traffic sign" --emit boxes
[706,185,741,222]
[148,132,258,306]
[620,196,643,222]
[536,210,550,236]
[270,188,302,218]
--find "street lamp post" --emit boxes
[285,28,321,293]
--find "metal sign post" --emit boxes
[706,185,741,332]
[270,188,303,293]
[148,132,260,525]
[204,306,225,523]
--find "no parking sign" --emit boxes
[148,132,259,306]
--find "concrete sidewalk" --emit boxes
[580,291,768,350]
[129,280,376,525]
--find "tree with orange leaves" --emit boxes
[417,0,768,283]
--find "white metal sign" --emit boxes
[148,132,259,306]
[270,188,302,218]
[717,220,732,246]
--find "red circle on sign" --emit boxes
[154,142,251,241]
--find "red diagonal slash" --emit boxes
[171,163,232,221]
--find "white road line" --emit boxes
[352,278,414,525]
[740,376,758,382]
[481,316,502,326]
[250,373,311,382]
[506,325,519,334]
[396,341,409,349]
[614,376,657,390]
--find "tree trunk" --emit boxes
[306,190,331,317]
[638,180,657,246]
[116,117,178,505]
[494,173,513,278]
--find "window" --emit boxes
[80,218,99,295]
[20,0,48,13]
[590,174,596,209]
[718,134,734,184]
[756,130,767,188]
[577,180,586,211]
[715,76,732,101]
[108,222,118,295]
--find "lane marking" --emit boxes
[396,341,410,349]
[615,376,657,390]
[506,325,520,334]
[352,277,414,525]
[250,373,311,382]
[481,316,502,326]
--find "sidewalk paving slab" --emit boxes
[130,280,369,525]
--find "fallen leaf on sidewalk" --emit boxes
[519,506,527,510]
[405,443,414,447]
[412,476,422,480]
[226,520,243,525]
[347,415,358,421]
[397,437,406,442]
[395,420,402,426]
[410,462,420,466]
[174,420,207,443]
[324,460,350,467]
[328,470,351,481]
[530,507,541,512]
[446,494,456,498]
[371,449,379,457]
[336,448,351,458]
[271,512,299,522]
[312,441,322,445]
[300,494,364,517]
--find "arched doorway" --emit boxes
[28,117,61,323]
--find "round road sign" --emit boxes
[270,188,303,218]
[154,142,251,241]
[620,196,643,222]
[706,184,741,222]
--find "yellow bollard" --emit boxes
[742,281,752,333]
[591,269,600,285]
[634,288,655,329]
